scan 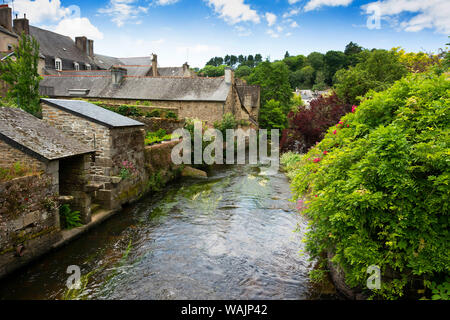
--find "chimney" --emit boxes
[87,39,94,58]
[182,62,189,76]
[225,67,233,84]
[0,4,12,33]
[13,13,30,35]
[111,66,127,87]
[75,36,87,53]
[151,53,158,77]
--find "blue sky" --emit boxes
[9,0,450,68]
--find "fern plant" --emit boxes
[59,204,82,230]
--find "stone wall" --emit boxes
[129,117,185,133]
[0,140,45,172]
[0,174,61,278]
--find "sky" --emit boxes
[7,0,450,68]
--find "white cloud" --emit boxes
[265,12,277,27]
[304,0,354,12]
[99,0,149,27]
[290,21,299,28]
[282,8,300,19]
[45,17,104,40]
[13,0,103,40]
[266,29,279,38]
[155,0,180,5]
[362,0,450,34]
[205,0,260,24]
[235,25,252,37]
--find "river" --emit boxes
[0,164,327,300]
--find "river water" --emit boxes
[0,164,321,300]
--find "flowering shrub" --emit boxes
[281,93,352,153]
[288,72,450,299]
[119,160,138,180]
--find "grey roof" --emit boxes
[0,25,18,38]
[0,107,94,161]
[41,98,145,128]
[40,76,231,102]
[155,67,185,77]
[30,26,92,64]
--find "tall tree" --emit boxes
[0,32,42,117]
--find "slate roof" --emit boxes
[40,76,231,102]
[30,26,93,64]
[41,99,145,128]
[0,25,18,38]
[0,107,94,161]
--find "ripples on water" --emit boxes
[0,164,317,300]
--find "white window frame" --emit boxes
[85,63,91,70]
[55,58,62,71]
[74,62,80,71]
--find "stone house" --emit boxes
[40,68,260,126]
[0,107,95,277]
[0,5,18,54]
[40,98,147,210]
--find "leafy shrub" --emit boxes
[213,113,237,136]
[281,92,351,153]
[59,204,82,230]
[145,129,180,145]
[146,109,161,118]
[117,105,142,117]
[288,72,450,299]
[166,111,178,119]
[0,162,36,182]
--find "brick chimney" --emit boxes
[182,62,190,76]
[0,4,13,33]
[111,66,127,88]
[75,36,94,58]
[151,53,158,77]
[13,14,29,35]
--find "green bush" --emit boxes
[59,204,82,230]
[146,109,161,118]
[117,105,142,117]
[166,111,178,119]
[288,72,450,299]
[213,113,237,136]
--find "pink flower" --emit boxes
[315,195,318,198]
[333,130,337,135]
[313,158,321,163]
[347,124,350,128]
[323,151,328,155]
[339,121,344,125]
[352,105,357,113]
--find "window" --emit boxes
[85,63,91,70]
[55,58,62,71]
[7,44,13,51]
[74,62,79,71]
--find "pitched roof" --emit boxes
[41,99,145,128]
[30,26,92,64]
[0,107,94,161]
[0,25,18,38]
[40,76,232,102]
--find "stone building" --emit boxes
[0,5,18,54]
[0,107,96,277]
[40,68,260,126]
[0,107,95,222]
[40,98,146,210]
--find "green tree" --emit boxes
[235,65,252,79]
[334,49,408,105]
[344,41,363,67]
[258,99,287,130]
[283,55,306,72]
[324,50,348,85]
[247,61,292,110]
[199,65,226,77]
[306,52,325,71]
[0,32,42,117]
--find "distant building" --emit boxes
[40,68,260,126]
[41,98,146,210]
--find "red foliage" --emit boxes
[281,92,351,153]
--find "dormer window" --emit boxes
[85,63,91,70]
[74,62,80,71]
[55,58,62,71]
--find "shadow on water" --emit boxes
[0,164,337,300]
